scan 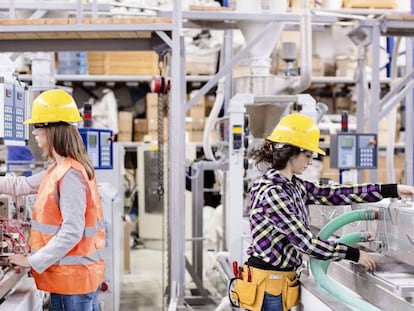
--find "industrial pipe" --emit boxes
[309,209,381,311]
[317,209,378,239]
[310,232,381,311]
[290,0,312,93]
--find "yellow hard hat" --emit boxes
[267,113,325,155]
[24,89,83,124]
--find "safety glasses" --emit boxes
[302,151,318,159]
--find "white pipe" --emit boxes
[290,0,312,93]
[203,80,224,164]
[386,37,401,183]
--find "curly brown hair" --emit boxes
[251,140,301,171]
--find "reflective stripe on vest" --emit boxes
[31,219,106,238]
[32,248,103,265]
[30,157,105,295]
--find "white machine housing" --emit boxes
[98,182,123,311]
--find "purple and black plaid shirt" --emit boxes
[246,169,383,270]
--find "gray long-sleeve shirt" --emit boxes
[0,169,87,274]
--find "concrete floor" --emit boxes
[120,240,226,311]
[120,247,165,310]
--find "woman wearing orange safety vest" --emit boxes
[3,89,105,311]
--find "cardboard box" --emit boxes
[312,55,325,77]
[118,111,134,133]
[336,56,357,77]
[134,118,148,134]
[88,51,159,75]
[188,130,204,142]
[117,132,132,142]
[133,133,146,142]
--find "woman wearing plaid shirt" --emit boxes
[246,113,414,311]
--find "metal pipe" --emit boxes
[378,70,414,110]
[290,0,312,93]
[379,80,414,120]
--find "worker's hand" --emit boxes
[358,250,376,271]
[397,185,414,200]
[7,254,30,268]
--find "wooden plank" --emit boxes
[13,32,39,40]
[189,5,232,11]
[0,16,167,41]
[343,0,397,9]
[387,14,414,21]
[46,18,73,25]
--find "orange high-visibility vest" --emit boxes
[30,157,105,294]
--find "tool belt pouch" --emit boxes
[229,266,267,311]
[251,267,300,311]
[231,278,257,306]
[282,274,300,311]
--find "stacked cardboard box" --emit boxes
[88,51,159,75]
[118,111,133,142]
[133,119,148,142]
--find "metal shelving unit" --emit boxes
[18,74,215,83]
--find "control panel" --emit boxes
[330,133,377,169]
[0,83,27,145]
[79,128,113,169]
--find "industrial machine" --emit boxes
[304,200,414,310]
[80,127,124,311]
[0,81,46,310]
[137,143,164,239]
[137,142,197,240]
[0,80,27,146]
[330,133,378,170]
[79,128,113,170]
[97,182,123,311]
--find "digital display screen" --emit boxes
[340,137,354,148]
[88,134,97,146]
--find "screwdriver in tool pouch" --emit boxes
[232,261,238,278]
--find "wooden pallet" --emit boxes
[343,0,397,9]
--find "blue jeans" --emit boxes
[261,292,283,311]
[50,288,100,311]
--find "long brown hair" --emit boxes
[251,140,301,170]
[43,123,95,180]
